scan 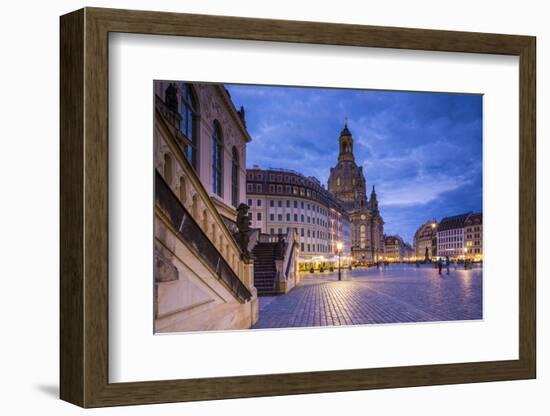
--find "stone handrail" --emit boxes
[281,227,299,280]
[155,171,252,303]
[258,233,281,243]
[247,228,260,254]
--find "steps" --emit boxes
[252,242,279,296]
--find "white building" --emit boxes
[436,212,471,259]
[246,166,351,260]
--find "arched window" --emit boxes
[164,153,173,185]
[360,224,367,249]
[212,122,223,196]
[179,83,198,169]
[179,176,186,203]
[231,146,240,207]
[336,176,341,186]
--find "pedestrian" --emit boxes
[445,256,451,275]
[437,258,443,275]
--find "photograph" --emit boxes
[153,81,483,334]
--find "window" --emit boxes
[360,224,367,247]
[269,184,275,193]
[211,122,223,196]
[163,153,173,185]
[278,214,282,221]
[286,214,290,221]
[270,200,274,207]
[301,215,305,222]
[336,176,341,186]
[301,202,304,209]
[231,147,239,207]
[301,228,304,237]
[246,183,253,192]
[179,176,186,203]
[178,84,198,168]
[257,199,261,206]
[294,200,298,208]
[277,185,283,193]
[286,200,290,208]
[285,185,292,194]
[248,199,252,206]
[257,213,262,221]
[270,228,274,235]
[294,214,298,222]
[301,243,304,251]
[270,214,274,221]
[278,200,282,207]
[256,184,262,192]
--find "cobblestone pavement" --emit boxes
[253,264,482,329]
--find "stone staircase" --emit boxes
[252,242,279,296]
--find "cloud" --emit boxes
[378,172,474,207]
[226,84,482,243]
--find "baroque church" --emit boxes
[327,124,385,263]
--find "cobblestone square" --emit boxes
[253,264,482,329]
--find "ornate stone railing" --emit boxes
[155,171,252,303]
[258,233,282,243]
[247,228,260,254]
[155,94,182,131]
[281,228,299,280]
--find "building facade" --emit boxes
[464,212,483,261]
[327,124,385,263]
[153,81,258,333]
[246,166,351,259]
[436,212,472,259]
[414,220,438,261]
[384,235,406,262]
[403,243,415,261]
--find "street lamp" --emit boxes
[336,241,343,281]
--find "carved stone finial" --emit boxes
[165,83,178,113]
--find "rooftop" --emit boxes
[437,212,472,232]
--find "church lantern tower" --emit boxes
[328,122,385,264]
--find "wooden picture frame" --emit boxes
[60,7,536,408]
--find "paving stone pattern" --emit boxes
[253,264,482,329]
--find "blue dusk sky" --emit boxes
[226,84,483,244]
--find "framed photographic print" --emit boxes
[60,7,536,408]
